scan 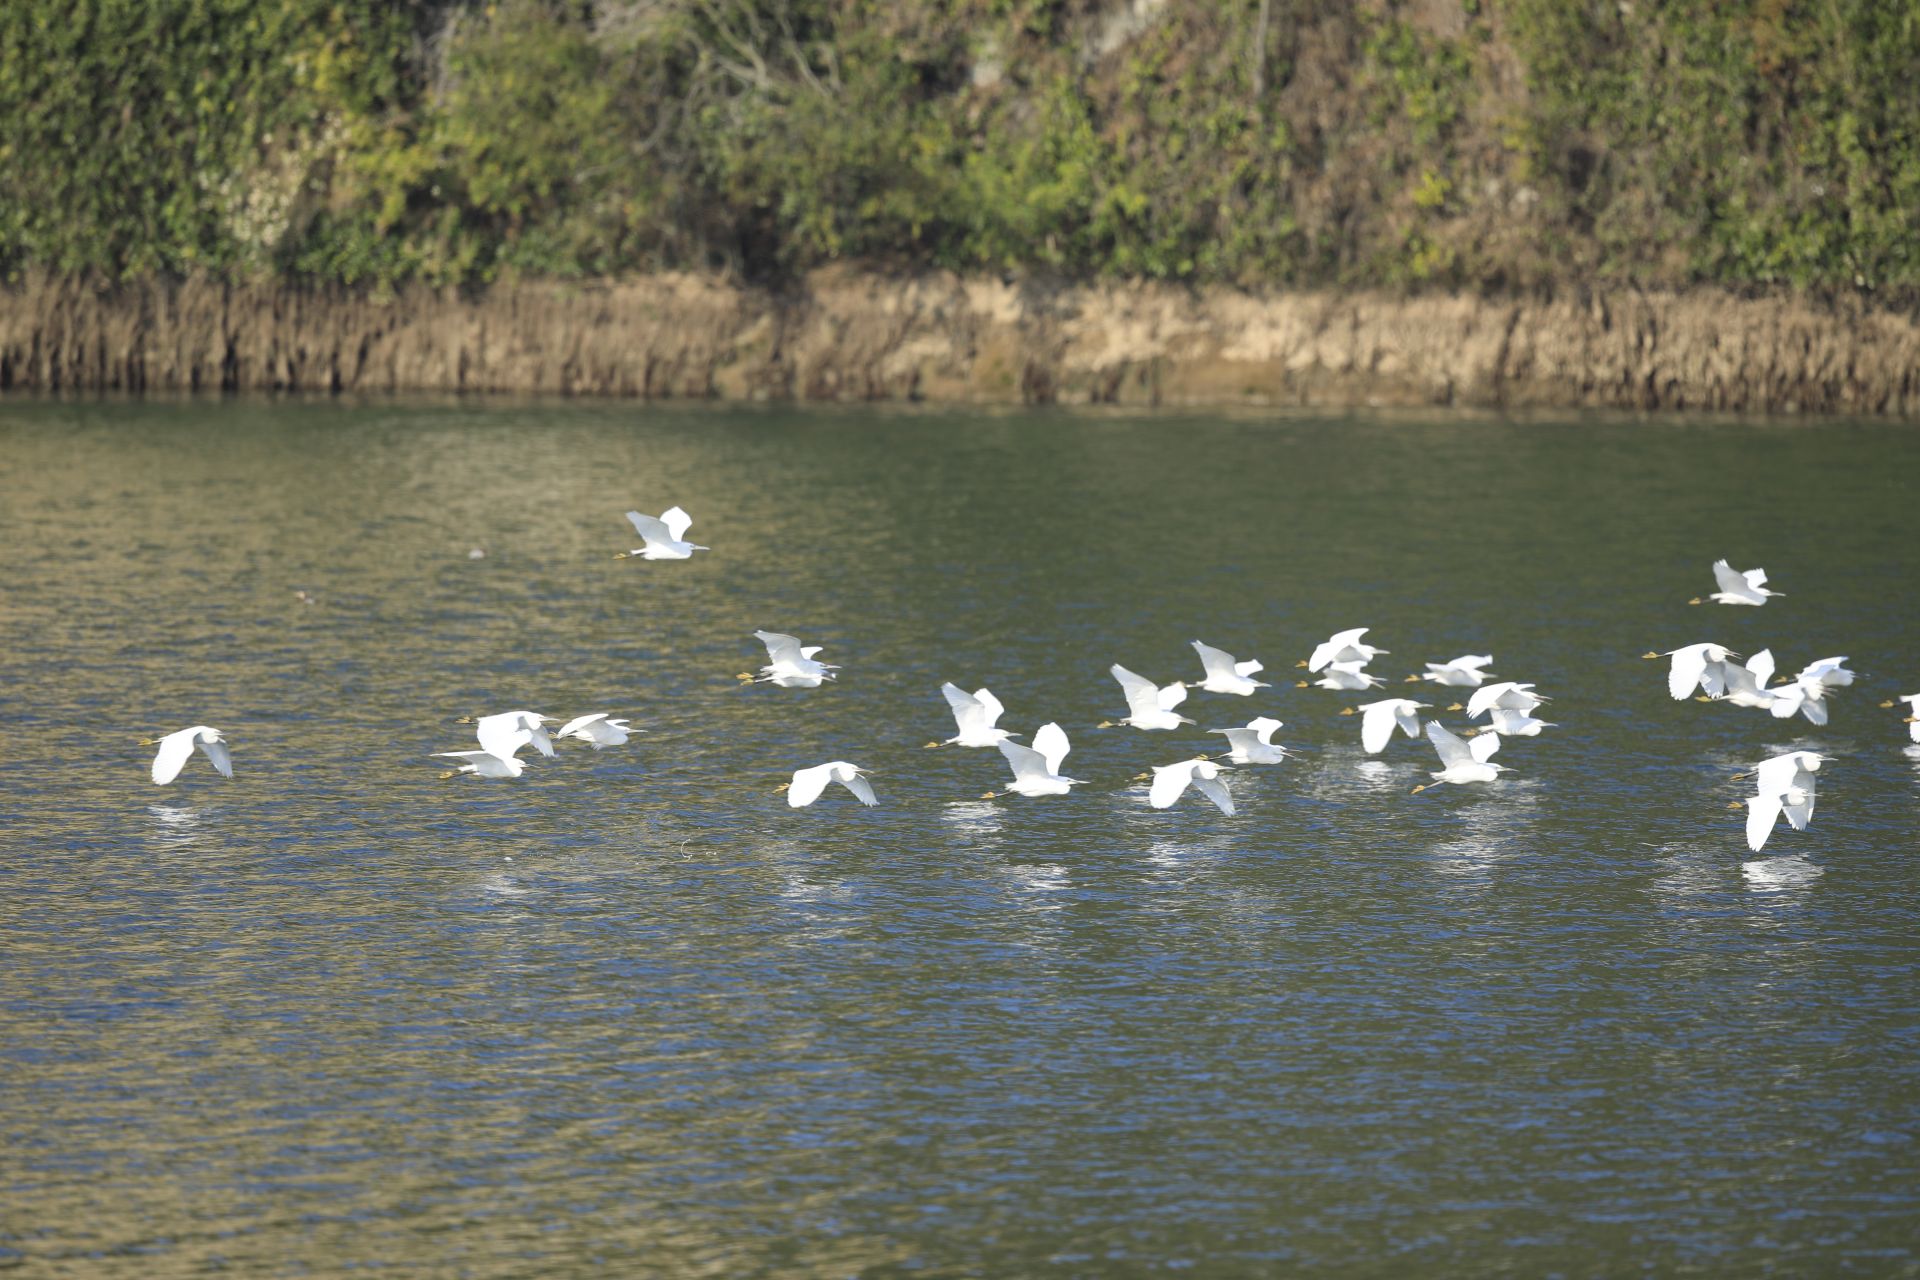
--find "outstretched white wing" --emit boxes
[1711,559,1746,595]
[1031,722,1071,775]
[198,736,233,778]
[1799,657,1855,689]
[1469,731,1502,764]
[475,717,530,760]
[1743,566,1769,590]
[1148,762,1195,810]
[1360,702,1399,754]
[1192,773,1235,816]
[1212,727,1258,757]
[1668,646,1711,700]
[840,772,879,807]
[1192,641,1240,683]
[756,631,806,667]
[661,505,693,542]
[150,728,198,784]
[941,682,986,732]
[1111,665,1162,720]
[1158,681,1189,711]
[1782,776,1814,830]
[974,688,1005,727]
[1425,722,1474,770]
[1745,792,1782,853]
[626,510,670,546]
[787,765,833,808]
[998,738,1052,783]
[1308,627,1369,672]
[558,713,609,738]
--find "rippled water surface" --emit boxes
[3,399,1918,1276]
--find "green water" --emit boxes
[2,398,1917,1276]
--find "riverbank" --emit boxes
[4,270,1917,415]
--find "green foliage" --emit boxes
[5,0,1920,293]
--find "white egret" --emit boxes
[987,723,1082,798]
[1692,559,1781,606]
[930,683,1016,748]
[145,726,232,785]
[1796,656,1856,691]
[1766,679,1831,726]
[1298,661,1383,692]
[1208,716,1291,764]
[1482,708,1555,736]
[1412,654,1495,687]
[436,750,526,780]
[1731,751,1825,852]
[743,630,837,688]
[1102,665,1193,730]
[1139,757,1236,815]
[1412,722,1507,791]
[1349,698,1426,754]
[555,714,639,749]
[786,761,878,808]
[616,506,707,560]
[1463,681,1548,720]
[1190,640,1269,695]
[1711,650,1780,710]
[1646,643,1738,700]
[461,711,556,759]
[1302,627,1387,673]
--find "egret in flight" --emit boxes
[1349,698,1426,754]
[1138,757,1236,815]
[1412,722,1508,791]
[743,630,837,688]
[436,750,525,780]
[617,506,707,560]
[930,684,1016,748]
[555,714,639,749]
[1302,627,1387,672]
[461,711,556,759]
[1102,665,1193,730]
[1411,654,1495,687]
[145,726,233,785]
[1208,716,1291,764]
[1692,559,1781,606]
[1733,751,1825,852]
[1481,708,1555,737]
[1463,681,1548,720]
[987,723,1082,798]
[1646,643,1737,700]
[787,762,878,808]
[1189,641,1269,695]
[1298,661,1383,692]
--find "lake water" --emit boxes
[2,398,1917,1276]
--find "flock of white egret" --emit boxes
[146,524,1915,858]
